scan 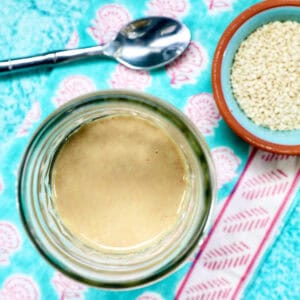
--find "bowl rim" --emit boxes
[212,0,300,155]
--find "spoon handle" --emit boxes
[0,45,107,75]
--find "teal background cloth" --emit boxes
[0,0,299,299]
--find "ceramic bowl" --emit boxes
[212,0,300,154]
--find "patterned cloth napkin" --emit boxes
[0,0,299,299]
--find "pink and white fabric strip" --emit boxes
[176,149,300,299]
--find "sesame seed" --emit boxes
[231,21,300,131]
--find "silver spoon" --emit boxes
[0,16,191,75]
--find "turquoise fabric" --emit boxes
[0,0,299,299]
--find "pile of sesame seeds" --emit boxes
[231,21,300,131]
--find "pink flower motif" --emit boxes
[52,272,87,300]
[146,0,190,19]
[136,292,163,300]
[0,221,21,265]
[87,4,131,44]
[109,64,152,91]
[185,93,221,136]
[0,275,39,300]
[204,0,237,14]
[166,41,208,88]
[0,175,4,193]
[16,102,41,137]
[212,147,241,189]
[66,31,79,49]
[52,75,96,107]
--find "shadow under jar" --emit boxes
[18,90,216,289]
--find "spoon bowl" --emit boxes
[107,17,191,69]
[0,17,191,74]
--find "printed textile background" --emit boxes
[0,0,299,299]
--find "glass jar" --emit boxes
[18,90,216,289]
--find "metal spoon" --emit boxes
[0,16,191,75]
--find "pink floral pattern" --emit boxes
[16,102,41,137]
[109,64,152,90]
[87,4,131,44]
[52,272,87,300]
[0,222,21,265]
[166,41,208,88]
[146,0,190,19]
[52,75,96,107]
[66,31,79,49]
[203,0,237,14]
[0,275,39,300]
[185,93,221,136]
[212,147,241,189]
[136,292,163,300]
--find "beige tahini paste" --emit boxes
[52,115,187,250]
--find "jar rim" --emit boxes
[17,89,216,289]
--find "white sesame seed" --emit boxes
[231,21,300,131]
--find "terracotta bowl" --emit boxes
[212,0,300,154]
